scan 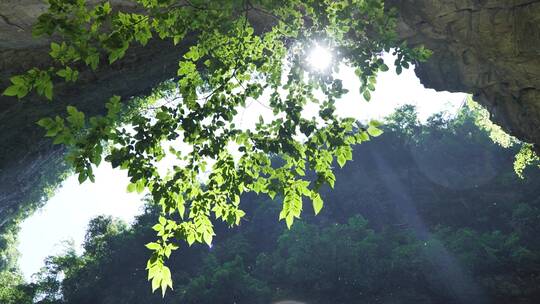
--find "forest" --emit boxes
[2,0,540,303]
[2,104,540,304]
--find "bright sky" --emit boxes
[17,52,467,281]
[17,165,144,280]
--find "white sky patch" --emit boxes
[17,53,467,280]
[18,165,144,281]
[334,53,466,122]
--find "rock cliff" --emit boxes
[390,0,540,148]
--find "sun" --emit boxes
[307,44,333,71]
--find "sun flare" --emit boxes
[307,44,333,71]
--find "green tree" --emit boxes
[2,0,433,293]
[0,271,34,304]
[82,215,128,257]
[180,255,271,304]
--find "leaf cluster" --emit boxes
[3,0,431,294]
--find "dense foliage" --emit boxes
[4,106,540,304]
[2,0,436,293]
[465,97,540,177]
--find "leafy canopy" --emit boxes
[3,0,431,295]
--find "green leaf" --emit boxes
[50,42,60,52]
[337,154,345,167]
[36,117,54,129]
[312,194,323,215]
[159,216,166,226]
[203,232,213,246]
[85,53,100,70]
[145,242,161,251]
[178,61,196,76]
[326,172,336,188]
[106,95,121,118]
[102,2,112,14]
[160,266,172,297]
[367,125,383,137]
[285,215,294,229]
[369,120,382,128]
[359,131,370,141]
[3,85,20,97]
[151,274,160,292]
[10,75,26,86]
[78,172,88,183]
[184,47,200,61]
[363,90,371,101]
[186,233,195,246]
[136,180,145,193]
[66,106,85,128]
[152,224,162,232]
[56,69,67,78]
[127,183,136,193]
[3,75,29,99]
[44,83,53,100]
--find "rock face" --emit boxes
[390,0,540,146]
[1,0,540,228]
